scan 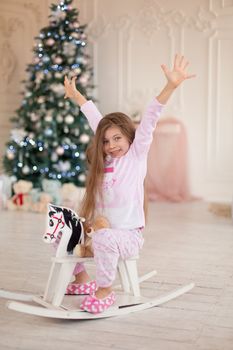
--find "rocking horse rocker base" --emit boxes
[6,283,194,320]
[1,204,195,320]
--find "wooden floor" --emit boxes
[0,201,233,350]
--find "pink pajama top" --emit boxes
[81,99,164,230]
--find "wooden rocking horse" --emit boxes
[1,204,194,319]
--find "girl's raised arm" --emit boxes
[132,54,195,158]
[64,75,102,132]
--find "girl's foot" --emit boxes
[80,291,116,314]
[94,286,113,299]
[73,270,91,284]
[66,271,96,295]
[66,280,97,295]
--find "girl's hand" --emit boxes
[161,54,196,88]
[64,75,78,99]
[64,75,87,106]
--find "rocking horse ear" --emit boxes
[47,203,59,217]
[48,203,53,212]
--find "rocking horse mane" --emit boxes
[49,205,83,253]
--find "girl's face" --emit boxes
[103,126,130,158]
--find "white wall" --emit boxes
[1,0,233,201]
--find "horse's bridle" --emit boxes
[46,213,65,241]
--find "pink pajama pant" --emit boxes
[73,228,144,287]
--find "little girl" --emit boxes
[64,54,195,314]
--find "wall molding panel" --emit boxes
[207,34,233,181]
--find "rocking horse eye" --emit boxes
[49,219,54,227]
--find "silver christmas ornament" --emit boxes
[78,173,86,182]
[64,115,74,124]
[56,146,65,155]
[22,165,30,174]
[79,134,90,143]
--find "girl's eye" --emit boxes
[49,219,54,227]
[115,137,121,141]
[103,140,108,145]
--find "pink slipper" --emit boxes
[80,291,116,314]
[65,280,97,295]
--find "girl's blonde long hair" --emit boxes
[79,112,136,223]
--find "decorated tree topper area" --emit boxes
[3,0,93,188]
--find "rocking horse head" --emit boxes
[43,204,85,253]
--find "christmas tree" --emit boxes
[3,0,93,188]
